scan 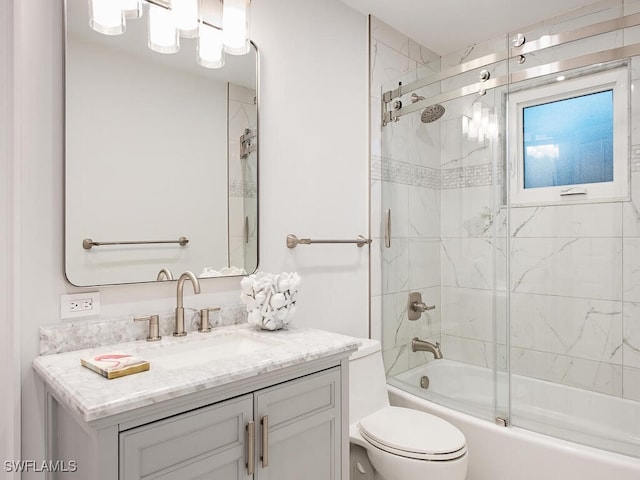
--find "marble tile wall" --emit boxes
[372,0,640,403]
[437,0,639,400]
[370,17,442,375]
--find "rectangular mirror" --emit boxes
[64,0,258,286]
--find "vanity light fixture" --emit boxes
[198,22,225,68]
[173,0,199,38]
[147,2,180,54]
[88,0,125,35]
[121,0,143,19]
[222,0,251,55]
[87,0,252,69]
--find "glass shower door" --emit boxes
[379,46,510,423]
[505,0,640,457]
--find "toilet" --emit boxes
[349,339,468,480]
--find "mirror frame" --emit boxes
[63,0,259,286]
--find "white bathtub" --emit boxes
[388,360,640,480]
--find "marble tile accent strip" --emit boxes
[375,141,640,189]
[442,164,499,189]
[39,304,248,355]
[373,156,501,191]
[372,156,441,189]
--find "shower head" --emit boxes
[421,103,445,123]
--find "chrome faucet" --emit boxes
[411,337,443,359]
[174,271,201,337]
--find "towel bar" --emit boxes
[82,237,189,250]
[286,234,371,249]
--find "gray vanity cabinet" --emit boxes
[117,367,341,480]
[120,394,253,480]
[254,368,341,480]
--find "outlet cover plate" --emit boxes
[60,292,101,319]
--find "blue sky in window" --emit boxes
[523,89,613,189]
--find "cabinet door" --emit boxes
[254,368,341,480]
[120,394,253,480]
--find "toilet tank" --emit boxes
[349,338,390,425]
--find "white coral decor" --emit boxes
[240,272,302,330]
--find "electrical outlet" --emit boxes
[61,292,100,319]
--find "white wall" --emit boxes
[1,0,20,476]
[12,0,369,476]
[251,0,370,335]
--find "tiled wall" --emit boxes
[503,1,640,401]
[369,17,443,375]
[372,0,640,404]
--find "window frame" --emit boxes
[508,66,630,206]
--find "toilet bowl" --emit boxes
[349,339,468,480]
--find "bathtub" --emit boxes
[387,360,640,480]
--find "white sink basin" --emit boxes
[141,331,280,370]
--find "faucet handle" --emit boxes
[408,292,436,320]
[412,301,436,312]
[134,315,161,342]
[199,307,221,333]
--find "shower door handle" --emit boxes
[384,209,391,248]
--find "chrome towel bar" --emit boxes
[82,236,189,250]
[286,234,372,249]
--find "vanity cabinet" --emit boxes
[45,364,345,480]
[254,368,341,480]
[119,368,341,480]
[35,325,357,480]
[120,394,253,479]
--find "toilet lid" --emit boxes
[358,406,467,461]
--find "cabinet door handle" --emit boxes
[246,421,255,475]
[261,415,269,468]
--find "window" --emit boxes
[508,66,629,205]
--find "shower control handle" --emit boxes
[412,301,435,313]
[407,292,435,321]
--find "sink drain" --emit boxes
[420,375,430,389]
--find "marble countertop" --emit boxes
[33,323,360,423]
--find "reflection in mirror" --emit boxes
[64,0,258,286]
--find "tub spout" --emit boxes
[412,337,443,359]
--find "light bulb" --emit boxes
[198,24,225,68]
[148,3,179,54]
[89,0,125,35]
[173,0,200,38]
[222,0,250,55]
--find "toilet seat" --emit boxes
[358,406,467,461]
